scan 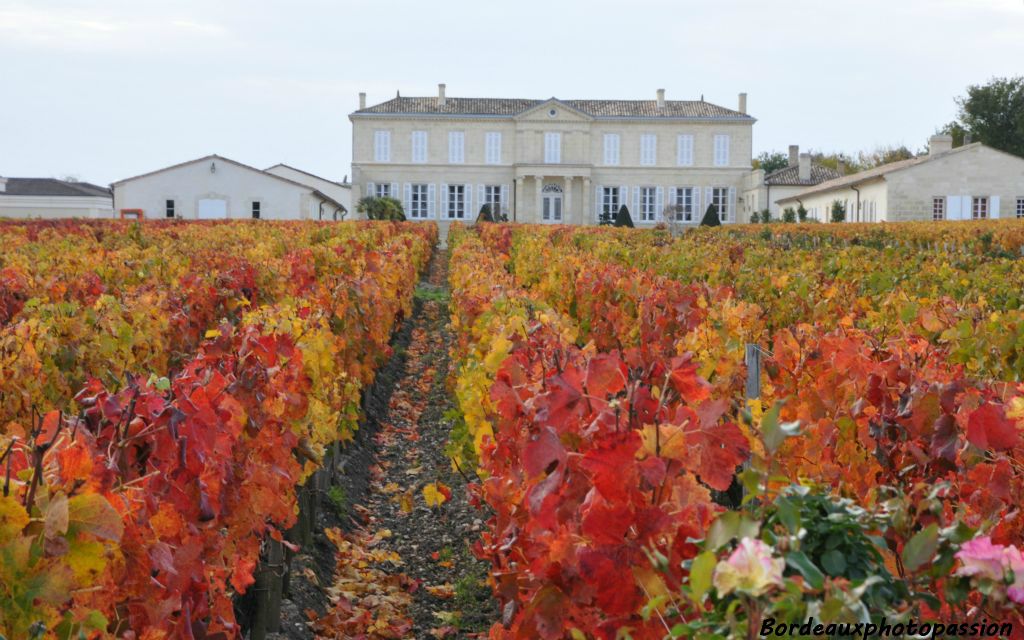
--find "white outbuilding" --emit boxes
[0,177,113,219]
[265,164,352,218]
[776,137,1024,222]
[112,155,347,221]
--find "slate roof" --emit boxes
[0,178,111,198]
[764,164,842,187]
[355,96,752,119]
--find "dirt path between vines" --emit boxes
[286,249,496,639]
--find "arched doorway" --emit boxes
[541,184,563,222]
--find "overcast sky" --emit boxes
[2,0,1022,185]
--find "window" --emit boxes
[712,187,730,222]
[411,131,428,163]
[932,197,945,221]
[373,130,391,162]
[713,134,730,166]
[485,132,502,164]
[251,201,261,219]
[639,186,657,222]
[446,184,466,219]
[544,132,561,163]
[165,199,175,218]
[1016,197,1024,219]
[410,184,430,219]
[601,186,620,217]
[677,134,694,166]
[484,185,503,215]
[603,133,620,165]
[640,134,657,166]
[375,183,391,198]
[972,196,989,220]
[673,187,695,222]
[449,131,465,164]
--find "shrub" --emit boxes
[614,204,635,228]
[760,208,772,223]
[750,211,761,224]
[830,200,847,223]
[357,196,406,221]
[783,207,797,223]
[477,203,493,223]
[700,204,721,227]
[797,204,808,222]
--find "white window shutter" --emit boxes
[366,182,375,200]
[691,186,700,218]
[440,183,448,218]
[404,183,412,213]
[495,133,502,163]
[728,187,736,222]
[705,187,714,215]
[478,185,485,210]
[632,186,640,215]
[595,185,602,221]
[390,182,397,199]
[656,186,664,220]
[427,184,436,219]
[501,185,509,215]
[947,195,961,220]
[465,184,473,216]
[992,195,1001,218]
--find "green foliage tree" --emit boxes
[782,207,797,223]
[951,76,1024,157]
[797,204,808,222]
[760,208,772,223]
[357,196,406,221]
[753,151,790,174]
[856,145,915,169]
[700,204,721,227]
[614,204,634,228]
[830,200,847,223]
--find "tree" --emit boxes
[477,203,494,223]
[797,204,808,222]
[951,76,1024,157]
[782,207,797,223]
[856,145,915,169]
[759,208,771,224]
[937,121,970,148]
[614,204,634,228]
[830,200,847,223]
[357,196,406,221]
[700,204,721,227]
[753,151,790,174]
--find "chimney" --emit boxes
[656,88,665,109]
[358,92,366,109]
[738,92,748,115]
[798,153,811,181]
[438,83,447,107]
[837,159,846,176]
[929,134,953,156]
[788,145,799,167]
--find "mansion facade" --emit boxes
[350,85,755,233]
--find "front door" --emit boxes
[541,184,563,223]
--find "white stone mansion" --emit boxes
[350,85,754,232]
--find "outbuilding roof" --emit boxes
[0,178,111,198]
[763,164,842,187]
[355,96,752,119]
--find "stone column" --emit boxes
[534,176,543,224]
[514,176,524,222]
[582,177,592,226]
[563,176,572,224]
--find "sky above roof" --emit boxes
[1,0,1022,185]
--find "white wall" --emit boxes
[113,158,332,220]
[0,195,113,219]
[265,165,352,217]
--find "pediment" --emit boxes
[515,98,593,122]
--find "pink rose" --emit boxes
[955,537,1011,581]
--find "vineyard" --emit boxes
[2,218,1023,639]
